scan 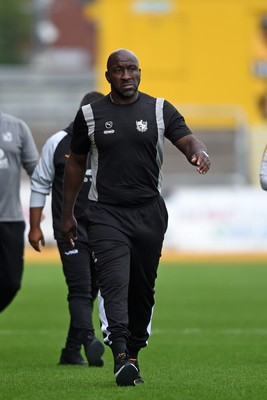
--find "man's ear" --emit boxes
[105,71,110,83]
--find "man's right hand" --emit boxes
[60,216,78,248]
[28,227,45,252]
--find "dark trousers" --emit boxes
[86,196,168,356]
[57,240,98,348]
[0,221,25,312]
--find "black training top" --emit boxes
[71,92,192,207]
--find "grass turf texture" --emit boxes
[1,260,267,399]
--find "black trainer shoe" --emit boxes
[128,358,144,384]
[84,337,105,367]
[114,353,140,386]
[58,348,87,366]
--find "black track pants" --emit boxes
[57,240,98,347]
[86,196,168,353]
[0,221,25,312]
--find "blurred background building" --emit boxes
[1,0,267,253]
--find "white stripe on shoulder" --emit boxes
[156,97,165,132]
[45,130,68,147]
[82,104,95,136]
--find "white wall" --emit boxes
[21,181,267,253]
[164,186,267,253]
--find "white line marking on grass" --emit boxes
[2,327,267,337]
[151,328,267,335]
[0,329,62,336]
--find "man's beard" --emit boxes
[120,87,137,97]
[113,77,140,98]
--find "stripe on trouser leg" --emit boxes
[146,304,154,345]
[98,289,112,345]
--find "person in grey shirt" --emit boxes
[0,111,38,312]
[260,144,267,190]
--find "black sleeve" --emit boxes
[163,100,192,144]
[70,108,91,155]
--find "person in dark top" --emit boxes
[60,49,211,386]
[29,91,105,367]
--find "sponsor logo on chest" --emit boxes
[103,121,115,135]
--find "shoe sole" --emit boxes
[58,361,87,366]
[86,339,105,366]
[115,362,139,386]
[134,376,144,385]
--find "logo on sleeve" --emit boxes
[136,120,148,132]
[84,168,92,183]
[2,132,12,141]
[103,121,115,134]
[0,148,8,168]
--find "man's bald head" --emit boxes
[106,49,139,70]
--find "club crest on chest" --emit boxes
[136,120,148,132]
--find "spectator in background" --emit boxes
[258,93,267,189]
[258,91,267,119]
[28,92,105,367]
[0,111,39,312]
[253,15,267,78]
[60,48,210,386]
[260,144,267,189]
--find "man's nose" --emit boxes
[122,69,131,79]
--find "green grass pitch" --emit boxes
[1,259,267,400]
